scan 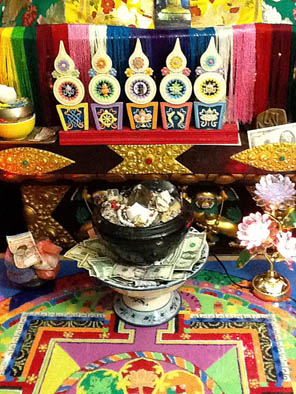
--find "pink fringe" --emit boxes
[229,24,256,124]
[68,24,91,103]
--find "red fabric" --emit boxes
[36,25,58,126]
[59,124,239,145]
[269,24,292,110]
[51,24,69,57]
[253,24,273,117]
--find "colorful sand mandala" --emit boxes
[0,270,295,394]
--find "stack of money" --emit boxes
[64,229,207,288]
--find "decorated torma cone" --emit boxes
[159,38,192,130]
[193,37,226,130]
[52,41,89,131]
[88,46,123,130]
[125,39,158,130]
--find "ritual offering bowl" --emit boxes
[92,180,194,265]
[0,113,35,140]
[0,102,33,121]
[82,228,209,326]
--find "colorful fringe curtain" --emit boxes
[0,24,295,127]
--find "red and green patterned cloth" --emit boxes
[0,269,295,393]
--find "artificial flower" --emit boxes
[161,67,170,76]
[88,69,97,78]
[144,68,153,76]
[125,68,134,77]
[276,231,296,269]
[182,67,191,76]
[109,68,117,77]
[254,174,296,205]
[195,66,203,76]
[237,212,272,250]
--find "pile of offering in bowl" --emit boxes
[0,84,35,140]
[99,183,182,227]
[92,181,194,265]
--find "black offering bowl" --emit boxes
[92,180,194,265]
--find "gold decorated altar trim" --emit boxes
[231,142,296,172]
[108,144,192,174]
[0,147,74,175]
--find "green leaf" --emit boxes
[226,206,242,224]
[236,249,252,269]
[284,210,296,227]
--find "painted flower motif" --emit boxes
[182,67,191,76]
[22,5,37,26]
[88,68,97,78]
[169,56,183,70]
[254,174,296,205]
[38,344,48,352]
[276,231,296,269]
[191,6,201,17]
[96,57,107,70]
[133,56,144,70]
[161,67,170,76]
[144,67,153,76]
[26,374,38,384]
[57,60,70,73]
[237,212,272,250]
[125,68,134,77]
[109,67,117,77]
[101,0,115,14]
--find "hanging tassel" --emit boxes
[269,24,292,110]
[68,24,91,103]
[253,24,272,117]
[52,24,69,57]
[232,24,256,124]
[214,25,233,123]
[287,25,296,121]
[23,26,42,124]
[11,27,34,101]
[89,25,107,57]
[36,24,57,126]
[0,27,21,96]
[107,26,130,90]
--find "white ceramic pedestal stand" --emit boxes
[107,242,209,326]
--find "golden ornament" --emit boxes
[231,143,296,172]
[0,147,74,175]
[21,185,76,249]
[108,144,192,174]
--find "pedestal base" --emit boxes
[113,290,181,326]
[252,270,291,302]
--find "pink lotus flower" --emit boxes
[237,212,272,250]
[276,231,296,270]
[254,174,296,205]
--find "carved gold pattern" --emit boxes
[21,185,76,249]
[107,144,192,174]
[231,143,296,171]
[0,147,74,175]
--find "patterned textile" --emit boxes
[262,1,296,24]
[1,24,293,128]
[190,0,262,28]
[0,0,154,28]
[0,270,295,393]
